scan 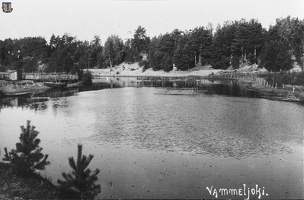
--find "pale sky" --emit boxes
[1,0,304,44]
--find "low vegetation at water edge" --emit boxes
[265,71,304,86]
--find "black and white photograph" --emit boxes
[0,0,304,199]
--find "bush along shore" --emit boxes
[1,120,101,199]
[0,79,83,97]
[0,70,91,97]
[237,78,304,102]
[0,80,50,97]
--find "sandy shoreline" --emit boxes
[88,62,221,77]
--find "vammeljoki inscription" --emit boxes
[206,184,269,199]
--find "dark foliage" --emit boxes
[82,70,93,85]
[0,16,303,73]
[22,57,38,72]
[104,35,124,67]
[266,71,304,86]
[260,24,293,71]
[139,60,149,72]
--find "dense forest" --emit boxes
[0,16,303,73]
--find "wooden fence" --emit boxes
[23,73,78,81]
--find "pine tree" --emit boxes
[58,144,101,199]
[261,25,293,72]
[3,120,50,172]
[161,53,173,72]
[173,43,183,70]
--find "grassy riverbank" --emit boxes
[0,162,67,199]
[0,162,80,199]
[238,79,304,102]
[0,80,82,97]
[0,80,49,96]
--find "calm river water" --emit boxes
[0,77,303,199]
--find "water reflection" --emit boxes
[91,77,263,99]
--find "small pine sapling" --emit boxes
[2,120,50,172]
[58,144,101,199]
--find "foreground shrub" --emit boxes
[3,120,50,172]
[58,144,101,199]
